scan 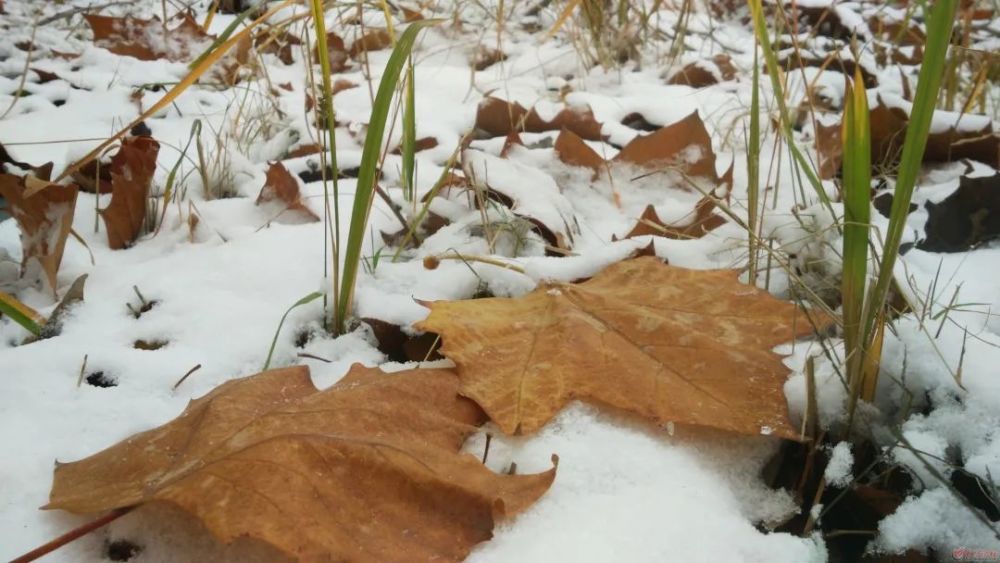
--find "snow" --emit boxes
[2,0,1000,560]
[824,442,854,487]
[464,405,826,563]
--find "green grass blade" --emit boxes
[0,290,43,336]
[402,60,417,203]
[336,20,441,333]
[841,68,872,420]
[747,45,761,281]
[864,0,958,345]
[263,291,324,370]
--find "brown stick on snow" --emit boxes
[10,506,134,563]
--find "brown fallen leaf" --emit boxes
[312,31,350,73]
[815,120,843,180]
[350,29,393,57]
[556,111,721,182]
[419,257,822,438]
[255,27,301,65]
[473,46,507,71]
[256,162,320,223]
[0,172,79,294]
[84,13,211,62]
[390,136,439,155]
[667,54,738,88]
[816,96,1000,177]
[475,97,604,140]
[47,365,556,562]
[284,143,322,159]
[617,197,725,240]
[99,136,159,250]
[332,78,357,94]
[614,162,734,241]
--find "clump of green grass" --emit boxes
[838,0,959,430]
[336,20,441,333]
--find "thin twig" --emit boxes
[10,507,134,563]
[171,364,202,391]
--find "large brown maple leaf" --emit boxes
[418,257,824,438]
[46,365,555,562]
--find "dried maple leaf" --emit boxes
[46,365,555,562]
[84,13,211,62]
[0,170,78,294]
[555,111,720,182]
[475,97,604,140]
[256,162,320,223]
[99,136,159,250]
[418,257,821,438]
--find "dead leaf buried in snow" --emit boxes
[624,162,733,241]
[256,162,320,223]
[555,111,721,181]
[462,149,579,252]
[554,111,733,240]
[312,31,350,73]
[667,54,738,88]
[99,136,160,250]
[349,29,393,58]
[419,257,824,438]
[46,365,556,563]
[0,171,79,295]
[475,97,604,140]
[84,13,212,62]
[816,96,1000,177]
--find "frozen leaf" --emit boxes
[419,257,822,438]
[667,55,737,87]
[99,136,160,250]
[919,173,1000,252]
[475,97,603,140]
[256,162,320,223]
[84,13,211,62]
[556,111,721,182]
[46,365,556,562]
[0,171,78,294]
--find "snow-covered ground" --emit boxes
[2,0,999,561]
